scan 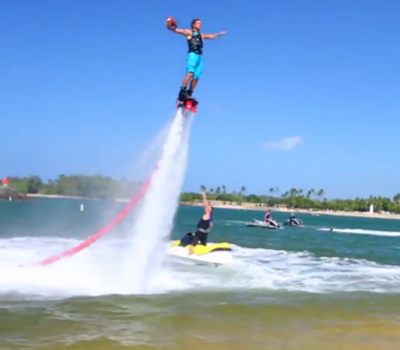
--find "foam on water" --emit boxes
[163,243,400,294]
[2,233,400,298]
[318,227,400,237]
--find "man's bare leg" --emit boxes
[188,78,199,97]
[181,73,193,88]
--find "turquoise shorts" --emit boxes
[187,52,203,79]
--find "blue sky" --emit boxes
[1,0,399,198]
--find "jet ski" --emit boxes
[283,218,304,227]
[246,219,280,229]
[167,233,233,265]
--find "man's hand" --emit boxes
[168,27,192,37]
[201,190,208,209]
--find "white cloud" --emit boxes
[262,136,303,151]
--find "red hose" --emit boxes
[20,168,157,267]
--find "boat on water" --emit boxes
[246,219,281,229]
[283,219,304,227]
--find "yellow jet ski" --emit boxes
[170,233,231,256]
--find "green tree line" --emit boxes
[4,175,142,199]
[181,185,400,214]
[4,176,400,213]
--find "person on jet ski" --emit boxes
[188,190,214,255]
[288,213,302,226]
[264,209,271,221]
[263,209,278,227]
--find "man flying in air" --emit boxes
[166,18,226,101]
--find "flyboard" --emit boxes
[167,233,234,266]
[176,96,198,116]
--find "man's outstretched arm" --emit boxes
[201,31,227,40]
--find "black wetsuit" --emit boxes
[191,215,211,246]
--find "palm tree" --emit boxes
[210,188,214,194]
[240,186,246,202]
[269,187,275,195]
[200,185,206,192]
[317,189,324,201]
[222,185,226,194]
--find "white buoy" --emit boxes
[80,204,84,212]
[9,197,11,201]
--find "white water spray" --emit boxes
[0,110,195,297]
[120,110,195,294]
[131,118,174,178]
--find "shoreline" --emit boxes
[181,202,400,221]
[26,193,130,202]
[24,194,400,220]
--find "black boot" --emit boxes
[178,87,189,101]
[187,90,197,102]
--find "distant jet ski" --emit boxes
[167,233,233,265]
[283,218,304,227]
[246,219,280,229]
[283,213,304,227]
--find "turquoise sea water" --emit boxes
[1,198,400,349]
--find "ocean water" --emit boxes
[0,199,400,349]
